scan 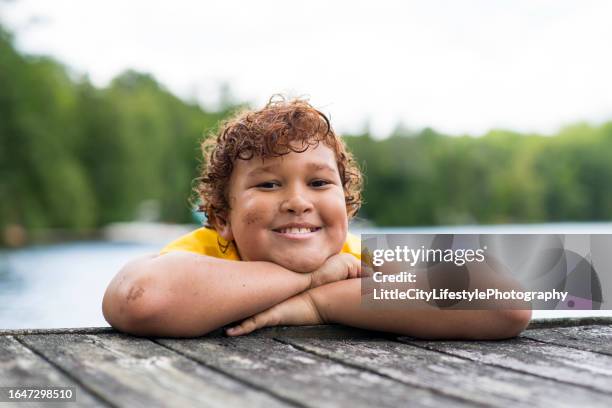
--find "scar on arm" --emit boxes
[122,253,159,303]
[127,286,145,302]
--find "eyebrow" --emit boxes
[246,162,337,177]
[306,162,337,173]
[246,164,281,177]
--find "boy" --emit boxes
[102,97,531,338]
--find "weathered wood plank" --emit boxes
[527,317,612,329]
[0,335,105,407]
[0,327,115,336]
[400,336,612,394]
[158,333,472,408]
[4,323,612,407]
[276,329,612,407]
[522,325,612,356]
[19,333,289,408]
[252,325,385,339]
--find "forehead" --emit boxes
[233,143,339,175]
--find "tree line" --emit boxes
[2,25,612,243]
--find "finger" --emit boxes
[226,316,258,336]
[225,311,271,336]
[226,319,253,336]
[348,257,361,279]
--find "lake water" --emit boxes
[2,223,612,329]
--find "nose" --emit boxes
[279,186,314,215]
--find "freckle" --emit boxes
[243,211,260,225]
[126,286,145,301]
[192,291,199,296]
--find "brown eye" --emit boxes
[257,181,280,189]
[311,179,331,188]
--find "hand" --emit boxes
[225,291,324,336]
[309,253,361,289]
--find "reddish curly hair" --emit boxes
[194,96,362,229]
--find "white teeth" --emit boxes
[279,227,316,234]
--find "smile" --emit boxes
[272,226,322,240]
[274,227,321,234]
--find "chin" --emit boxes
[278,256,325,274]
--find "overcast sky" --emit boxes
[3,0,612,137]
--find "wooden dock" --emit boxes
[1,318,611,407]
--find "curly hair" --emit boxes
[194,96,362,229]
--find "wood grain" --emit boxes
[18,333,288,408]
[0,335,105,407]
[277,332,612,407]
[158,332,470,408]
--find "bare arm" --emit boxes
[102,251,313,337]
[226,260,531,339]
[102,251,359,337]
[309,278,532,339]
[307,258,532,339]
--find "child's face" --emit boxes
[218,143,348,273]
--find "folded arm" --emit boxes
[102,251,313,337]
[310,278,532,339]
[102,251,359,337]
[228,263,532,339]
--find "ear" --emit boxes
[213,213,234,242]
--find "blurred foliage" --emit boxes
[0,26,230,232]
[346,124,612,226]
[1,24,612,238]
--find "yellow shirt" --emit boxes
[160,227,361,260]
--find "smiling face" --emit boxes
[216,143,348,273]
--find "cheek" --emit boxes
[233,195,273,228]
[322,192,349,225]
[242,210,262,226]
